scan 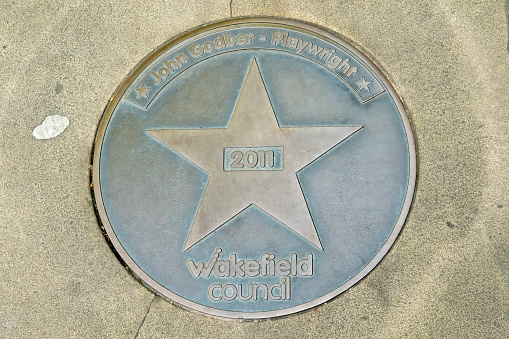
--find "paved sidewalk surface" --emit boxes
[1,1,508,338]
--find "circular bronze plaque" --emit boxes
[92,18,415,319]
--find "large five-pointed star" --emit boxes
[148,58,363,251]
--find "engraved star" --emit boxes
[356,77,371,92]
[135,84,150,97]
[148,59,363,251]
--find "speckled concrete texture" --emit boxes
[1,1,508,338]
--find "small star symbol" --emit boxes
[356,77,371,92]
[135,84,150,97]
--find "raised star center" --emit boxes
[148,58,363,251]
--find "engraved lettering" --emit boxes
[271,31,284,45]
[307,42,323,56]
[281,32,289,46]
[230,151,243,168]
[222,284,237,301]
[188,250,309,302]
[254,284,268,300]
[286,36,298,48]
[188,250,313,278]
[237,284,253,301]
[265,150,274,167]
[336,58,351,74]
[259,253,270,276]
[297,253,313,276]
[236,34,247,45]
[224,147,281,171]
[281,278,287,300]
[283,277,291,300]
[151,71,162,85]
[268,284,281,300]
[229,254,245,277]
[204,41,214,52]
[208,284,222,301]
[243,150,257,168]
[317,48,331,60]
[244,260,260,277]
[268,254,275,276]
[326,49,336,62]
[214,34,226,49]
[328,55,342,69]
[187,248,222,277]
[256,150,265,168]
[158,67,169,78]
[189,33,256,58]
[190,43,203,57]
[204,278,291,302]
[290,253,297,276]
[275,259,291,276]
[150,54,189,84]
[346,66,358,77]
[164,58,185,72]
[214,260,230,277]
[270,31,358,77]
[224,32,236,47]
[174,54,188,65]
[296,39,309,54]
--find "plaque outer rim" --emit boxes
[91,17,417,320]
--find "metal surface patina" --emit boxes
[92,18,416,319]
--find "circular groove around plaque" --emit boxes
[92,18,416,319]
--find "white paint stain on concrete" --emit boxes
[33,115,69,139]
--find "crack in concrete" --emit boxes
[230,0,233,18]
[133,295,155,339]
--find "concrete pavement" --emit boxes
[1,1,508,337]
